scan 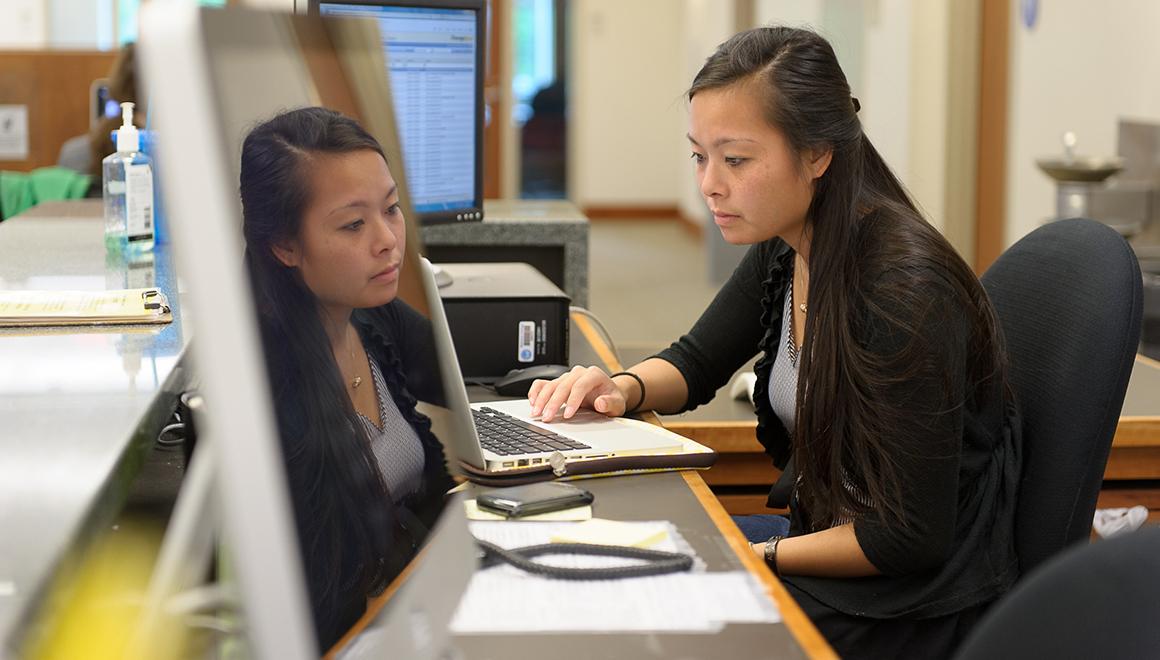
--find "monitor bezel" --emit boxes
[308,0,487,226]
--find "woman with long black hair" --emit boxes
[529,27,1021,658]
[239,106,454,650]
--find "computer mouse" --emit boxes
[493,364,572,397]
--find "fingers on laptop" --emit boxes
[530,366,620,422]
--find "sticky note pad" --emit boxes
[549,519,670,548]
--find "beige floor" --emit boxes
[587,219,720,363]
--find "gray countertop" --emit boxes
[422,199,590,307]
[0,201,192,652]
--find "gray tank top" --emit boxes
[768,280,800,436]
[769,276,872,525]
[357,357,426,502]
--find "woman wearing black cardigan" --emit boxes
[528,27,1021,659]
[239,107,454,650]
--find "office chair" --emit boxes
[955,525,1160,659]
[980,218,1142,575]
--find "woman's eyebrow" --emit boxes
[686,134,758,148]
[327,185,399,216]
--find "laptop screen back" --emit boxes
[139,6,473,657]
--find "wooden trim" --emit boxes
[0,51,118,172]
[670,416,1160,452]
[482,0,505,199]
[324,546,426,659]
[676,208,706,241]
[582,205,703,240]
[1104,448,1160,481]
[1114,418,1160,447]
[682,471,837,659]
[582,205,682,220]
[1138,354,1160,370]
[572,311,623,371]
[974,0,1010,273]
[666,421,764,453]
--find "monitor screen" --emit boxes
[317,1,484,224]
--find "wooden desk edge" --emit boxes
[576,313,836,659]
[680,470,837,658]
[325,547,424,659]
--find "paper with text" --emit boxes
[451,521,780,634]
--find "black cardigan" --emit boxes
[267,300,454,649]
[655,235,1022,619]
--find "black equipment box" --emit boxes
[436,262,570,381]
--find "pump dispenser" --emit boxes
[103,101,154,252]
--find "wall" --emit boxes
[48,0,114,49]
[565,0,920,216]
[0,0,48,48]
[566,0,686,208]
[860,0,912,200]
[1005,0,1160,246]
[676,0,736,224]
[753,0,911,189]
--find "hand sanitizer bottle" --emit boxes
[103,102,154,253]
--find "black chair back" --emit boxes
[981,218,1142,575]
[955,526,1160,659]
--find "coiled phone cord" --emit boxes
[475,539,694,580]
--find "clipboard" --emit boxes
[0,287,173,327]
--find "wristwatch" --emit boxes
[763,535,785,576]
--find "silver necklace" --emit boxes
[347,325,363,389]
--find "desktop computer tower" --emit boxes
[436,262,570,381]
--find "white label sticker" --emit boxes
[517,321,536,362]
[124,163,154,240]
[0,105,29,160]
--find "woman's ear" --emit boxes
[270,240,300,268]
[808,147,833,180]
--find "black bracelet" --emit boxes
[764,535,784,576]
[610,371,646,414]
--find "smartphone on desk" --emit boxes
[476,482,594,518]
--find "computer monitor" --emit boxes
[310,0,486,226]
[139,5,475,658]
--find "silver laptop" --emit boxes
[417,258,684,473]
[139,5,475,658]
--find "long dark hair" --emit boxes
[240,107,400,644]
[690,28,1009,528]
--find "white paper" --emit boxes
[451,521,780,634]
[0,105,29,160]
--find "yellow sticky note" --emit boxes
[549,519,669,548]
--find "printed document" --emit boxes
[451,521,781,634]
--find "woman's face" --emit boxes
[273,149,406,313]
[688,82,830,247]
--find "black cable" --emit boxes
[568,306,621,364]
[463,379,497,393]
[475,539,694,580]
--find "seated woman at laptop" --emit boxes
[527,27,1021,659]
[239,106,454,650]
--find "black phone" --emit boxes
[476,482,594,518]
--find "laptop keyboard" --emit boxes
[472,407,592,455]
